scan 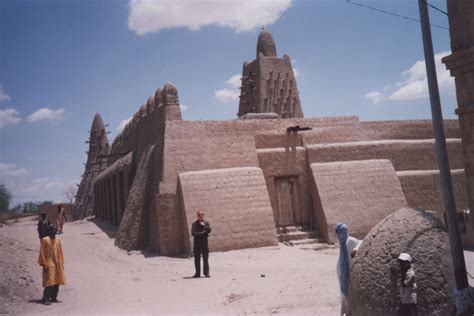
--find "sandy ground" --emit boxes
[0,217,344,315]
[1,217,473,315]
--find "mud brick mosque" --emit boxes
[75,22,474,256]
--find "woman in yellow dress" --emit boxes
[37,225,66,305]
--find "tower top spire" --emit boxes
[256,30,277,58]
[92,113,105,131]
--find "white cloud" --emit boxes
[291,59,299,78]
[364,51,455,105]
[0,162,29,177]
[293,67,299,78]
[214,89,240,103]
[11,177,79,204]
[19,179,49,194]
[4,166,80,205]
[128,0,293,35]
[116,116,133,131]
[0,85,11,102]
[225,74,241,89]
[27,108,65,123]
[0,108,21,128]
[32,178,64,189]
[215,73,241,103]
[389,51,454,101]
[389,80,427,101]
[365,91,385,106]
[180,104,189,112]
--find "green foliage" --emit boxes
[10,204,22,214]
[10,200,54,214]
[21,202,39,213]
[0,184,12,213]
[0,184,55,216]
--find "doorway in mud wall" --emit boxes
[274,176,303,227]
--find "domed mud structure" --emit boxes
[349,207,454,315]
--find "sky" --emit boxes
[0,0,456,206]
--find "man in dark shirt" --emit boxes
[191,210,211,278]
[37,212,51,240]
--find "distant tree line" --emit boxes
[0,183,54,215]
[0,184,12,213]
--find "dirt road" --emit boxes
[0,217,342,315]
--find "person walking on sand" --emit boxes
[398,253,418,316]
[38,224,66,305]
[336,223,362,316]
[191,210,211,278]
[37,211,51,240]
[56,205,66,234]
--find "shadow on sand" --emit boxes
[86,217,117,239]
[138,248,160,258]
[84,217,191,260]
[28,299,44,304]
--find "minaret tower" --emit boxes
[238,31,304,118]
[74,113,110,219]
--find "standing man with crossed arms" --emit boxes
[191,210,212,278]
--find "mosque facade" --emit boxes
[74,30,473,255]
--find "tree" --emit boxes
[0,184,12,213]
[64,185,77,204]
[22,202,37,213]
[41,201,54,206]
[9,201,53,214]
[10,204,22,214]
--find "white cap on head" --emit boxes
[398,253,412,262]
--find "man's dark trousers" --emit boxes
[194,239,209,276]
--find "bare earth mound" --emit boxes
[0,218,41,314]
